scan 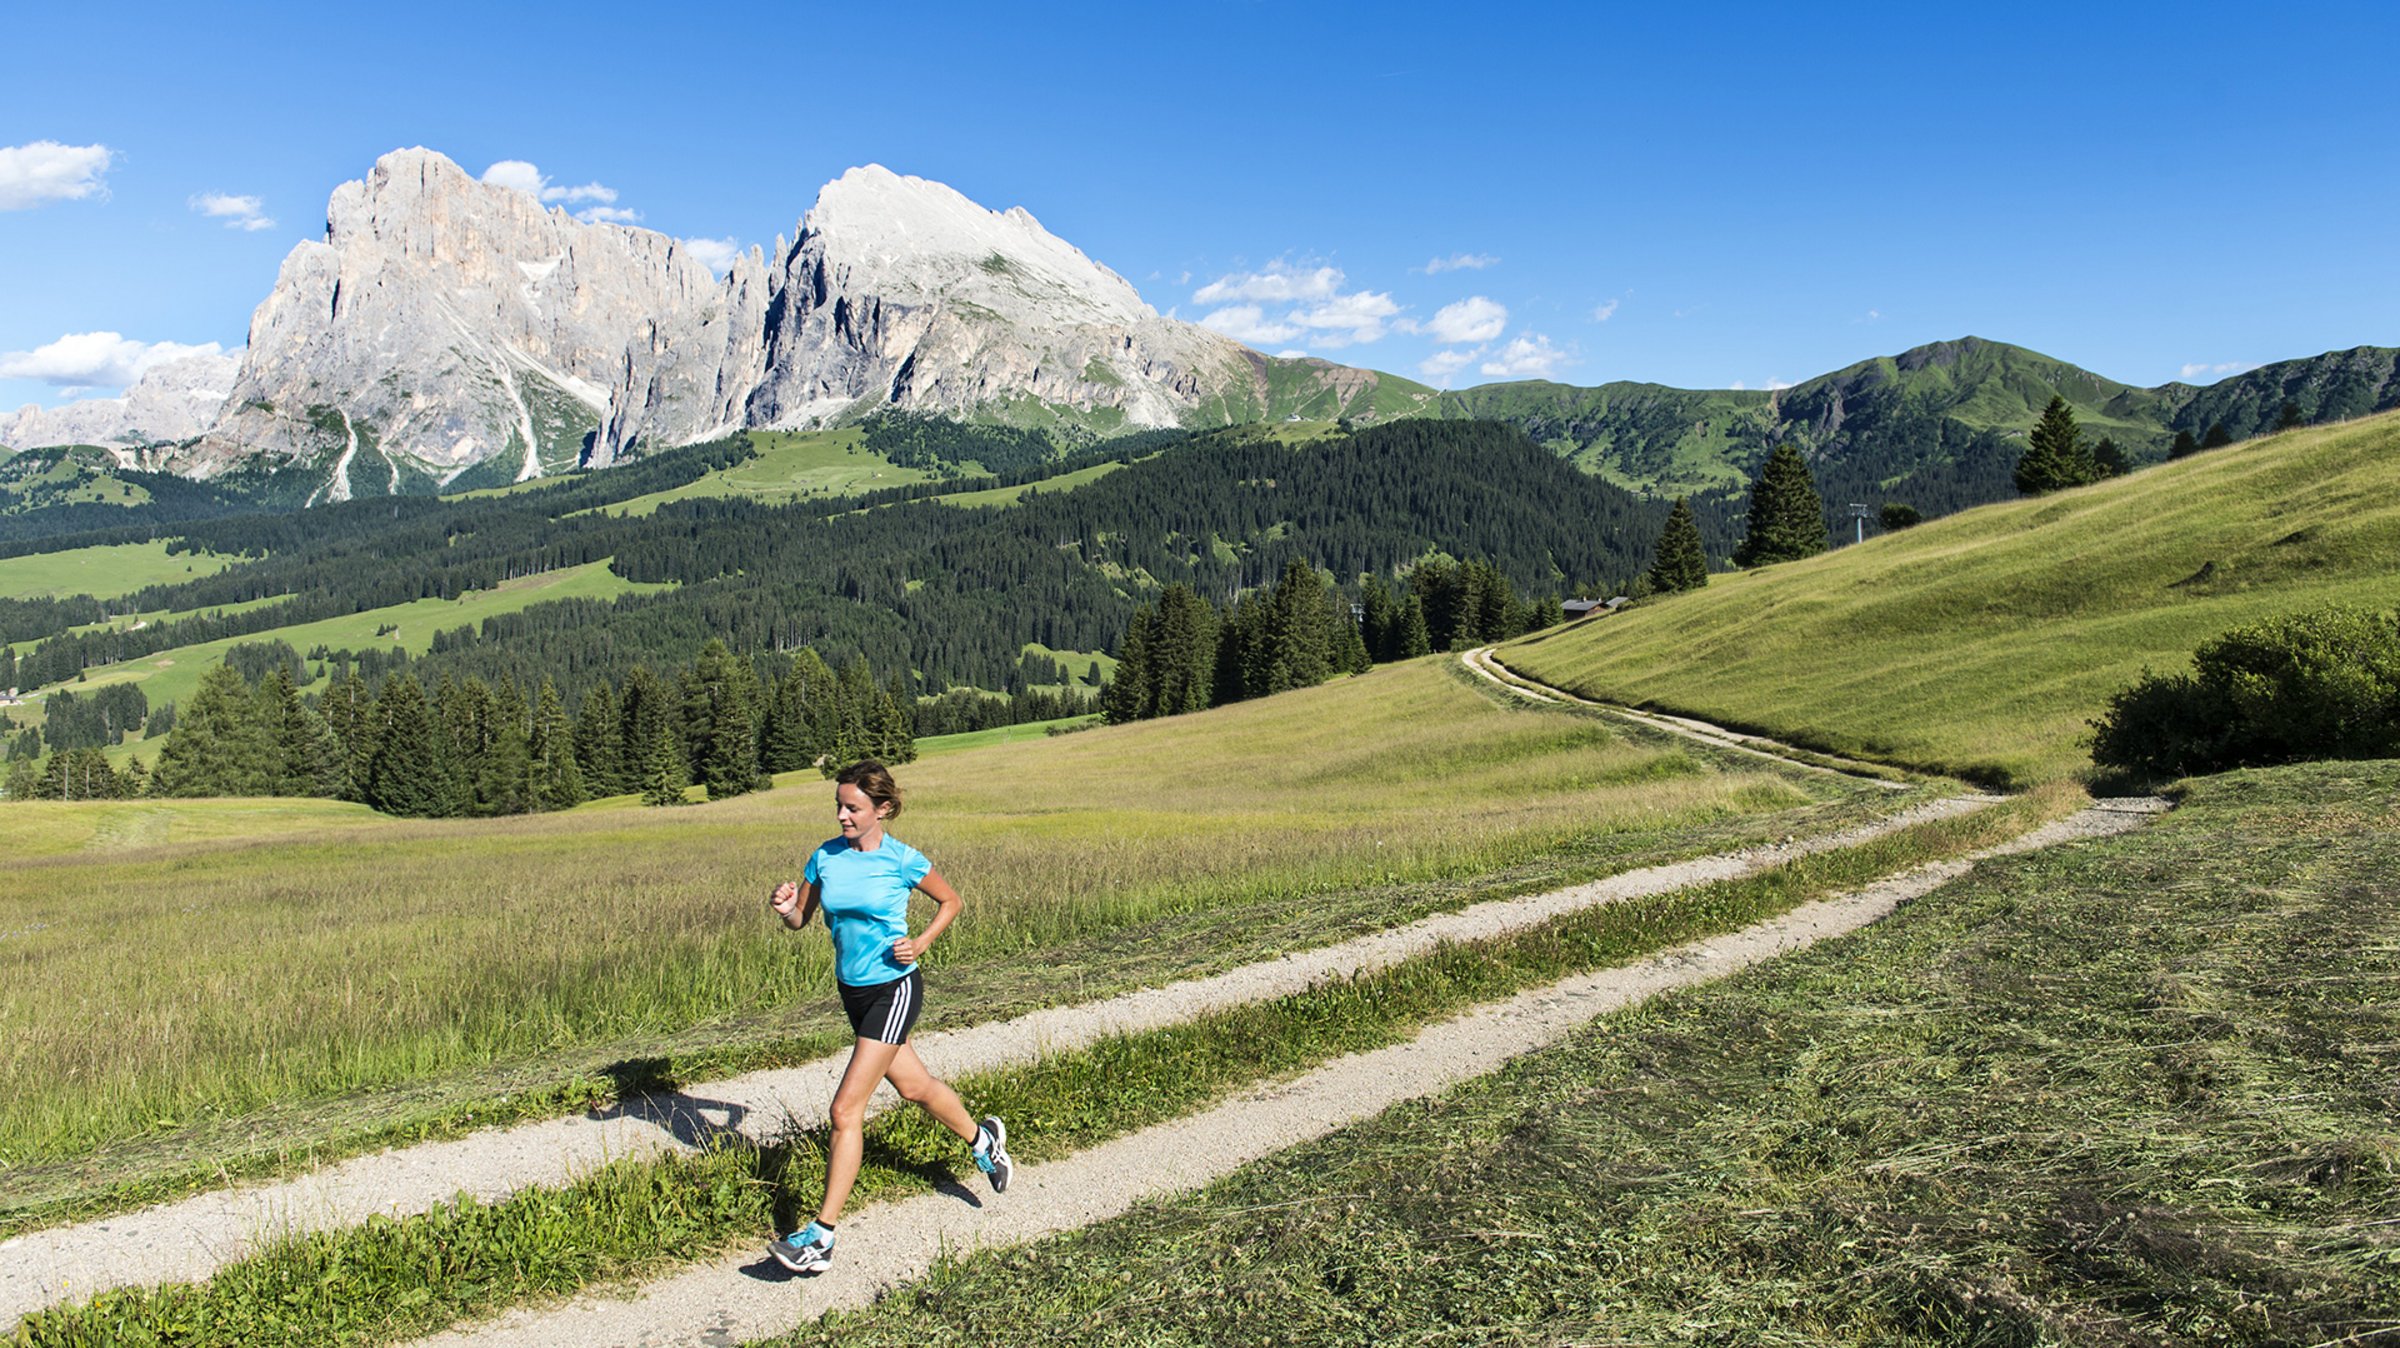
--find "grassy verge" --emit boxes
[0,660,1875,1231]
[780,761,2400,1347]
[1502,410,2400,787]
[11,780,2068,1346]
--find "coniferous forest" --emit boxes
[9,420,1671,710]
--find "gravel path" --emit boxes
[405,797,2169,1348]
[1462,646,1917,789]
[0,792,1993,1324]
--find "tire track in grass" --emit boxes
[0,794,1992,1324]
[406,799,2166,1348]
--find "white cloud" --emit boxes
[190,192,275,232]
[1274,348,1310,359]
[482,160,634,220]
[1767,377,1796,390]
[1418,346,1483,385]
[1591,299,1619,323]
[1286,290,1400,348]
[1193,262,1343,305]
[480,159,548,196]
[0,331,225,390]
[2179,360,2258,380]
[1424,296,1507,345]
[1421,252,1498,274]
[1199,304,1303,346]
[682,236,744,275]
[1480,334,1571,380]
[0,141,114,211]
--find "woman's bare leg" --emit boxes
[883,1042,978,1140]
[817,1037,902,1225]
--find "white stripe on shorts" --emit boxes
[883,974,911,1042]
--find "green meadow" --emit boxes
[35,558,667,727]
[1502,410,2400,787]
[585,429,935,517]
[0,658,1877,1223]
[0,540,233,602]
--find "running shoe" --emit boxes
[973,1115,1013,1193]
[768,1221,835,1274]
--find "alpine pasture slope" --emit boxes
[1500,408,2400,787]
[0,658,1871,1232]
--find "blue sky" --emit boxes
[4,1,2396,412]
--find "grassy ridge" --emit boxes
[0,659,1856,1224]
[1502,409,2400,786]
[780,760,2400,1347]
[14,775,2050,1347]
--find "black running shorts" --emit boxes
[838,968,923,1045]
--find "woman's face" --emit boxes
[834,783,889,839]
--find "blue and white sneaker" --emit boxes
[768,1220,835,1274]
[972,1116,1013,1194]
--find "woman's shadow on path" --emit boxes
[584,1058,986,1282]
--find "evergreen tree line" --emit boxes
[92,636,920,815]
[2,746,144,802]
[1100,555,1559,725]
[36,683,149,752]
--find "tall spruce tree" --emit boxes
[637,714,689,806]
[1646,497,1708,593]
[2014,394,2097,495]
[151,662,275,797]
[2201,422,2233,450]
[1396,593,1433,659]
[366,674,450,818]
[529,680,586,811]
[1101,603,1155,725]
[574,683,626,796]
[685,639,762,800]
[2169,428,2201,460]
[1148,585,1219,717]
[1261,558,1334,693]
[1733,444,1829,567]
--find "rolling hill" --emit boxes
[1495,407,2400,787]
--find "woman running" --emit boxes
[765,758,1011,1274]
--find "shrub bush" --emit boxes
[2090,604,2400,781]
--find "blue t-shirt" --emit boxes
[804,835,933,988]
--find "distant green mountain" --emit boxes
[1438,337,2400,523]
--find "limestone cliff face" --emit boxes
[597,166,1267,458]
[0,351,240,457]
[188,148,727,494]
[181,151,1404,492]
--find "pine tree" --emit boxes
[765,649,837,774]
[685,639,761,800]
[2275,400,2304,431]
[1734,444,1829,566]
[2013,395,2095,496]
[320,669,376,802]
[574,682,626,796]
[2169,428,2201,460]
[366,674,451,818]
[1261,558,1333,693]
[638,713,689,806]
[1149,585,1219,716]
[1646,498,1708,593]
[529,680,586,811]
[875,671,917,765]
[1396,593,1433,659]
[1359,579,1399,662]
[2092,437,2128,478]
[151,662,275,797]
[2202,422,2233,450]
[1101,604,1155,724]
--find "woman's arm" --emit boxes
[769,879,821,930]
[892,869,962,964]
